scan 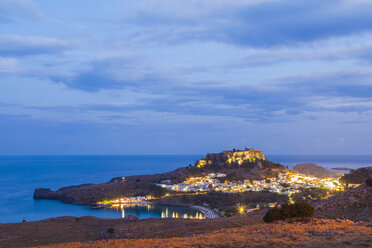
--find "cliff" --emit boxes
[195,148,266,168]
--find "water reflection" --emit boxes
[161,207,204,219]
[111,203,205,219]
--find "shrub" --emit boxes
[263,207,281,223]
[279,203,292,220]
[107,227,115,234]
[263,202,314,223]
[290,202,314,219]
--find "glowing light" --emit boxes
[239,206,245,214]
[325,181,335,189]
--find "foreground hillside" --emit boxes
[1,214,371,248]
[0,215,262,247]
[315,184,372,221]
[34,219,372,248]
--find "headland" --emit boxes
[5,148,366,247]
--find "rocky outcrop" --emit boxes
[34,187,93,205]
[196,148,266,168]
[293,163,342,178]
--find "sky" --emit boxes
[1,0,372,155]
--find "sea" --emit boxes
[0,154,371,223]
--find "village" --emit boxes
[98,171,344,208]
[156,171,343,195]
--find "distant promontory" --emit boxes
[293,163,342,178]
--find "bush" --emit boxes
[263,202,314,223]
[263,207,281,223]
[107,227,115,234]
[290,202,314,219]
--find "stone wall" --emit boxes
[195,148,266,168]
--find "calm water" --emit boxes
[268,154,372,171]
[0,154,371,223]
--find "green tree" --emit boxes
[263,207,281,223]
[263,202,314,223]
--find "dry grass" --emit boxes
[0,215,262,247]
[1,214,371,248]
[34,219,372,248]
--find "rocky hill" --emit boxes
[34,148,284,205]
[315,184,372,221]
[195,148,267,168]
[339,166,372,184]
[293,163,342,178]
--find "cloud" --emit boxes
[229,40,372,67]
[22,69,372,124]
[0,35,74,56]
[0,0,42,23]
[120,0,372,47]
[49,57,169,92]
[0,57,18,72]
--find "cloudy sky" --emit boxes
[1,0,372,155]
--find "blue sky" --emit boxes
[1,0,372,155]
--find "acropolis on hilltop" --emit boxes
[196,148,266,168]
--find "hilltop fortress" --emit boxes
[196,148,266,168]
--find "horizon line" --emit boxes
[1,153,372,157]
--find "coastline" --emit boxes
[191,205,218,218]
[25,154,372,223]
[97,200,218,219]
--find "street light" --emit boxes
[239,206,245,214]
